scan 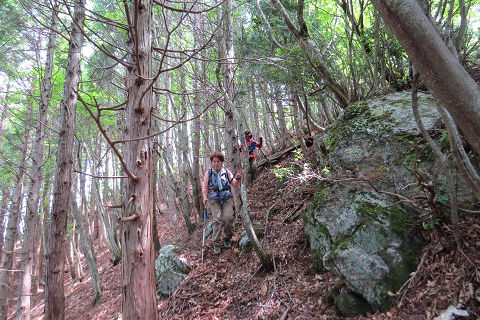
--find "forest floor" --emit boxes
[11,147,480,319]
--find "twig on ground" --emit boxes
[283,203,304,223]
[240,265,263,291]
[279,307,290,320]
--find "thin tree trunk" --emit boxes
[220,0,272,267]
[0,103,32,320]
[0,188,11,257]
[71,188,102,303]
[44,1,85,317]
[292,93,308,155]
[34,176,52,293]
[151,142,161,252]
[16,4,58,318]
[0,84,10,158]
[274,84,288,149]
[92,176,121,263]
[121,0,158,318]
[65,233,77,280]
[192,16,203,219]
[163,154,194,234]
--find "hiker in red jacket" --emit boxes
[242,131,263,184]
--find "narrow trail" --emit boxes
[157,150,333,319]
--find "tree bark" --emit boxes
[44,0,85,318]
[372,0,480,156]
[121,0,158,318]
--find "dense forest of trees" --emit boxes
[0,0,479,318]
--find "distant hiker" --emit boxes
[202,151,242,254]
[242,131,263,184]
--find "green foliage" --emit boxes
[272,166,294,179]
[423,219,440,230]
[271,148,310,180]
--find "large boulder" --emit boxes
[305,91,452,313]
[155,245,191,298]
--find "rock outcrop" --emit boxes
[304,91,457,314]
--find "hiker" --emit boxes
[202,151,242,254]
[242,131,263,184]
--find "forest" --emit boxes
[0,0,479,319]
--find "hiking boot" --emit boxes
[223,239,231,248]
[214,246,221,254]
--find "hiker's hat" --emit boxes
[244,131,251,136]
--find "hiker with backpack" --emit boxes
[202,151,242,254]
[242,131,263,184]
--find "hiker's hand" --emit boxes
[259,136,263,142]
[235,170,242,180]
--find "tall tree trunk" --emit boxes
[192,15,203,219]
[219,0,272,267]
[33,176,52,293]
[217,0,242,216]
[121,0,158,318]
[292,94,308,156]
[44,0,85,318]
[151,140,161,252]
[65,232,77,281]
[16,4,58,318]
[372,0,480,156]
[0,103,32,320]
[274,84,288,149]
[0,187,11,257]
[0,84,10,157]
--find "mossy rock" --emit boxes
[155,245,191,298]
[334,288,373,317]
[239,222,264,253]
[305,91,476,313]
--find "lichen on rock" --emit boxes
[155,244,191,298]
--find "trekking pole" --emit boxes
[201,208,207,264]
[260,147,270,163]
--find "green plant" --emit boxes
[423,219,440,230]
[293,148,303,162]
[272,166,294,179]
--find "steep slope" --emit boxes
[19,147,480,319]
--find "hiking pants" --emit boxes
[247,158,257,184]
[210,197,234,247]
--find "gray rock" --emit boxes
[155,245,191,298]
[334,288,373,317]
[306,92,452,314]
[238,222,264,253]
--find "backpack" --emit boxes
[208,168,232,191]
